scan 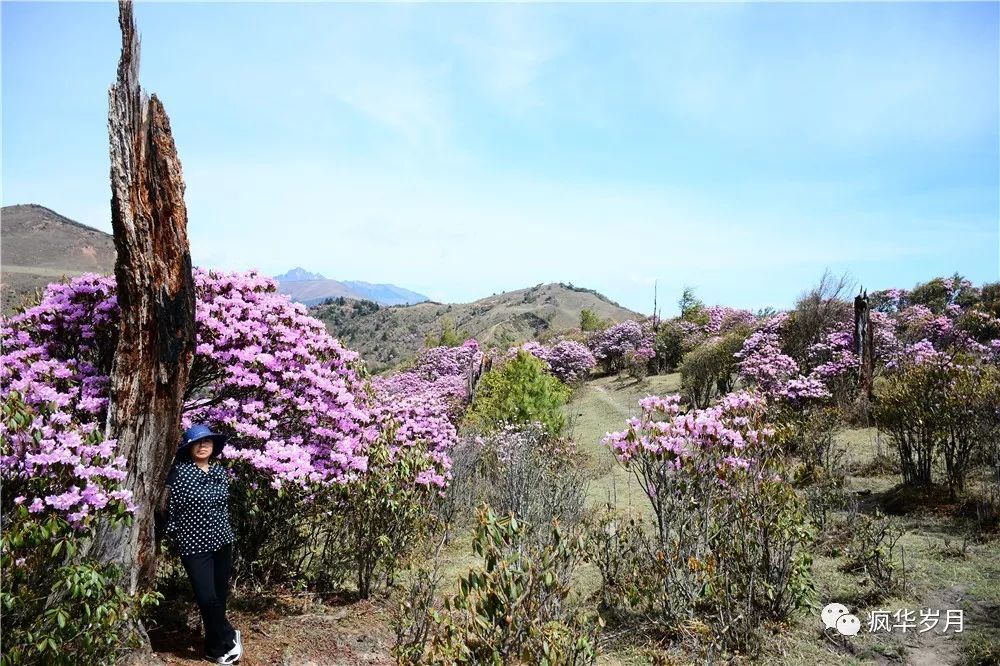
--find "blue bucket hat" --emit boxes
[178,424,227,458]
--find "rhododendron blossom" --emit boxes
[508,339,596,383]
[588,320,654,372]
[603,391,771,476]
[1,269,460,524]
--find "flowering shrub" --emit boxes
[702,306,757,336]
[508,339,597,385]
[0,392,157,666]
[871,288,907,314]
[545,340,597,384]
[185,269,374,488]
[1,270,375,494]
[599,392,815,653]
[587,320,654,375]
[735,315,800,395]
[0,277,130,524]
[413,339,482,380]
[1,270,457,595]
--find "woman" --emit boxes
[164,424,243,664]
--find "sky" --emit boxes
[3,1,998,315]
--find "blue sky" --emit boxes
[3,2,998,314]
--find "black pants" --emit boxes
[180,543,237,659]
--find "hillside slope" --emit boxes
[312,282,643,372]
[1,204,116,313]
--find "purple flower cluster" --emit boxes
[369,341,486,488]
[2,275,130,524]
[807,329,858,380]
[588,320,655,372]
[702,306,757,336]
[735,315,831,405]
[507,339,596,384]
[184,269,374,487]
[734,315,799,394]
[413,339,482,380]
[603,390,772,474]
[2,269,461,523]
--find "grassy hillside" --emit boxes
[1,204,116,314]
[312,282,643,372]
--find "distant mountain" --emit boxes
[0,205,429,315]
[312,282,643,373]
[343,281,429,307]
[275,270,428,307]
[275,267,325,282]
[1,204,116,314]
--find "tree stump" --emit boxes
[83,0,196,600]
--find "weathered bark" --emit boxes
[83,0,196,595]
[854,289,875,400]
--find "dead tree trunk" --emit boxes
[854,289,875,402]
[83,0,196,597]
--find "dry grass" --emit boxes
[564,387,1000,665]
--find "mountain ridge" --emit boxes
[312,281,643,373]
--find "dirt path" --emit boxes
[147,598,394,665]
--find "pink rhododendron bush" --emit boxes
[507,339,596,384]
[587,320,654,375]
[732,275,1000,415]
[1,270,452,597]
[594,391,815,653]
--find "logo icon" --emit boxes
[836,614,862,636]
[822,602,849,630]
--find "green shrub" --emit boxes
[315,434,442,598]
[651,321,685,373]
[1,509,159,666]
[979,281,1000,318]
[874,357,1000,494]
[908,273,977,313]
[228,462,317,590]
[678,287,707,324]
[580,309,608,333]
[467,351,571,437]
[679,330,748,408]
[229,432,442,599]
[395,507,599,665]
[942,363,1000,493]
[873,359,950,488]
[425,316,469,348]
[840,509,907,599]
[958,308,1000,345]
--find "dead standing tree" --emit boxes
[82,0,196,603]
[853,288,875,407]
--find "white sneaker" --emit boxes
[216,631,242,664]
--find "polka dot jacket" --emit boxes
[165,460,236,556]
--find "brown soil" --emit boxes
[146,596,394,666]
